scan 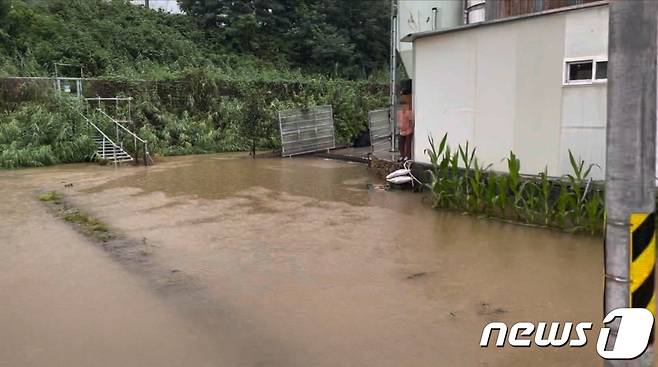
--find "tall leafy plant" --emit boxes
[423,135,605,235]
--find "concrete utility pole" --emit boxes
[604,1,657,366]
[144,0,150,9]
[389,0,398,152]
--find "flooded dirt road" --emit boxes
[0,154,603,366]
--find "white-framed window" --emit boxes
[564,57,608,85]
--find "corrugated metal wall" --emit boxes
[486,0,601,21]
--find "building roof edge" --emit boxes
[401,1,609,43]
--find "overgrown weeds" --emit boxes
[0,95,95,168]
[1,70,387,168]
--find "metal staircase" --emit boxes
[77,107,152,166]
[52,65,152,166]
[92,133,134,162]
[95,108,151,165]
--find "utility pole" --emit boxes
[604,1,657,366]
[389,0,398,153]
[144,0,150,9]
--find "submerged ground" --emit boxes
[0,154,602,366]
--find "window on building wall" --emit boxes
[595,61,608,80]
[567,61,593,81]
[564,58,608,85]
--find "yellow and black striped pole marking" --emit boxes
[630,212,656,320]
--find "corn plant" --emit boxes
[495,174,509,216]
[423,134,605,235]
[424,134,452,208]
[520,181,541,223]
[458,142,476,206]
[483,170,499,217]
[583,190,605,234]
[425,134,447,173]
[536,168,553,226]
[467,158,490,214]
[554,179,576,230]
[566,150,600,228]
[506,151,527,219]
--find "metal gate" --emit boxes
[369,108,393,158]
[278,105,336,157]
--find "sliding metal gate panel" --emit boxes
[369,108,392,157]
[278,105,335,157]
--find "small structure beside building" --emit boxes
[129,0,181,13]
[399,0,611,179]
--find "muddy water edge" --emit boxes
[0,153,602,367]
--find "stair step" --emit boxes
[97,156,133,161]
[97,153,131,157]
[96,146,133,157]
[83,110,151,166]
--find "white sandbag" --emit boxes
[385,168,411,180]
[386,175,413,185]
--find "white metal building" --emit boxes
[402,1,611,179]
[396,1,464,79]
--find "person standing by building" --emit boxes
[397,84,414,161]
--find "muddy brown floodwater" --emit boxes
[0,153,604,367]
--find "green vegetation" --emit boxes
[129,73,387,156]
[424,134,605,235]
[0,94,95,168]
[0,0,389,79]
[0,0,389,168]
[39,190,111,241]
[38,190,61,202]
[178,0,390,79]
[63,210,109,233]
[0,74,386,167]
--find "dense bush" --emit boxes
[0,72,388,166]
[424,134,605,235]
[0,0,241,77]
[178,0,390,79]
[88,68,388,155]
[0,95,95,168]
[0,0,389,167]
[0,0,389,79]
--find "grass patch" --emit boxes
[38,191,61,202]
[38,192,112,241]
[63,210,107,231]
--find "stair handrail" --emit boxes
[97,109,146,144]
[77,111,123,164]
[77,111,121,148]
[96,108,151,166]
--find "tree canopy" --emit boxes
[178,0,390,77]
[0,0,390,79]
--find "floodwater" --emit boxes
[0,154,603,366]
